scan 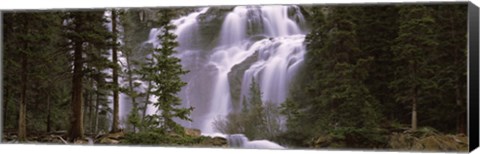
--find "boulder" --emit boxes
[212,137,228,146]
[107,131,125,140]
[311,136,333,148]
[99,137,120,144]
[74,139,89,144]
[197,136,228,147]
[184,128,201,137]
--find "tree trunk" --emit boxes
[46,95,51,133]
[83,88,89,133]
[411,91,417,131]
[18,51,28,142]
[141,81,152,124]
[111,9,121,133]
[69,39,84,141]
[411,61,418,131]
[89,80,94,134]
[3,88,9,129]
[94,90,100,134]
[456,83,466,134]
[126,51,138,132]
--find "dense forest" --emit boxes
[1,3,469,152]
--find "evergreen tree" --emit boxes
[390,5,438,131]
[118,10,143,132]
[243,77,265,139]
[63,10,111,141]
[110,9,121,133]
[3,12,63,142]
[283,6,382,147]
[407,4,468,134]
[139,9,193,132]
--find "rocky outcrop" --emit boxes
[197,7,234,51]
[196,136,228,147]
[95,131,125,145]
[184,128,201,137]
[228,50,259,110]
[388,130,468,152]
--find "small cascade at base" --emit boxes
[227,134,285,149]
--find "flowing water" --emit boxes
[227,134,285,149]
[136,5,308,148]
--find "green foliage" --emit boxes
[2,12,70,134]
[214,78,283,140]
[136,9,194,133]
[283,6,382,147]
[282,4,468,149]
[121,128,207,145]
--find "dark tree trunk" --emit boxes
[456,83,467,134]
[142,81,152,125]
[69,39,84,141]
[94,90,100,134]
[411,61,417,131]
[126,51,137,132]
[83,88,89,133]
[3,88,9,129]
[111,9,120,133]
[89,80,94,134]
[46,95,51,133]
[18,50,28,142]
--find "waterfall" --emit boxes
[141,5,307,142]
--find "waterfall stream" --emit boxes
[136,5,308,149]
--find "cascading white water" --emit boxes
[227,134,285,149]
[141,5,307,145]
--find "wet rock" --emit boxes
[228,50,259,110]
[212,137,228,146]
[184,128,201,137]
[197,136,228,147]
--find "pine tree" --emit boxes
[3,12,63,142]
[110,9,121,133]
[425,4,468,134]
[390,5,438,131]
[244,77,265,139]
[140,9,193,132]
[64,10,111,141]
[283,6,381,146]
[118,9,145,132]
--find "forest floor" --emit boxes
[2,128,469,152]
[1,129,228,147]
[309,127,469,152]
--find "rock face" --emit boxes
[228,50,259,111]
[196,6,234,51]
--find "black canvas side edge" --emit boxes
[468,2,479,152]
[0,11,3,144]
